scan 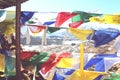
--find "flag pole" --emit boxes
[80,43,84,80]
[15,0,22,80]
[62,29,68,45]
[42,27,47,46]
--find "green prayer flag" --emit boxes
[72,14,81,22]
[29,52,49,65]
[5,56,16,76]
[104,73,120,80]
[72,11,103,22]
[47,27,60,33]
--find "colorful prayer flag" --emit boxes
[69,28,94,40]
[69,11,103,28]
[55,12,77,27]
[90,14,120,24]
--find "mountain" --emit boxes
[21,29,78,45]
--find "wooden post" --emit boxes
[62,29,68,45]
[42,28,47,46]
[15,0,22,80]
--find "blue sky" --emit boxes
[5,0,120,14]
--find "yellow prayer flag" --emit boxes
[67,69,107,80]
[0,11,15,35]
[68,28,94,40]
[56,58,79,68]
[103,15,120,24]
[89,14,120,24]
[89,16,105,23]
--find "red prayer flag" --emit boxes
[69,21,83,28]
[55,12,77,27]
[20,51,38,61]
[39,52,71,78]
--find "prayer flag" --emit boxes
[90,14,120,24]
[0,11,15,35]
[56,58,79,68]
[69,28,94,40]
[52,68,75,80]
[55,12,77,27]
[69,21,83,28]
[39,52,70,79]
[47,27,60,33]
[21,11,34,25]
[5,55,16,76]
[69,11,103,28]
[90,30,120,47]
[29,26,46,33]
[68,69,107,80]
